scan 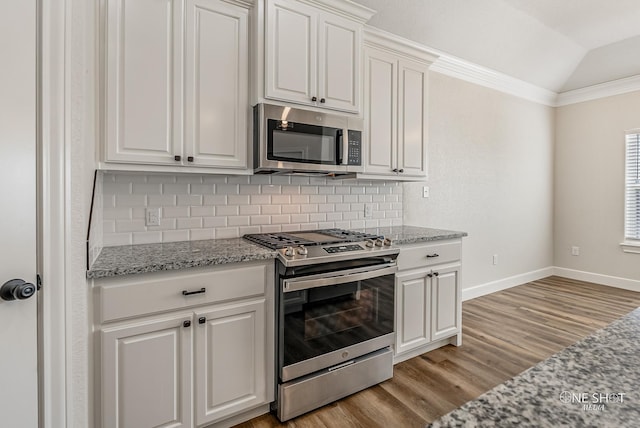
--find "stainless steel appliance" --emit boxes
[253,104,364,176]
[244,229,398,421]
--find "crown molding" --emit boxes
[430,55,558,106]
[556,75,640,106]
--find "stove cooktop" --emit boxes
[243,228,382,250]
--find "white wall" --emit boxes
[554,90,640,288]
[404,72,555,295]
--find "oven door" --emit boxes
[278,264,396,382]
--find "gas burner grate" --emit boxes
[243,228,382,250]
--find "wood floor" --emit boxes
[235,276,640,428]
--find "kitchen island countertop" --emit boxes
[87,226,466,279]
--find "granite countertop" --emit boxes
[87,226,466,279]
[87,238,277,279]
[429,307,640,428]
[357,225,467,245]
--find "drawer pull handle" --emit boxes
[182,287,206,296]
[426,253,440,258]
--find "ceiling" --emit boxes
[355,0,640,93]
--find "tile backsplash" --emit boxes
[102,172,403,247]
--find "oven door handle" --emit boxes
[282,265,397,293]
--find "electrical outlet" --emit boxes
[364,204,373,218]
[571,246,580,256]
[492,254,498,265]
[423,186,430,198]
[145,208,160,227]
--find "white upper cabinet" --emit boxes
[265,0,374,114]
[104,0,251,172]
[361,28,438,180]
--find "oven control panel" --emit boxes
[323,244,364,254]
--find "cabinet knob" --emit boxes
[427,273,433,278]
[187,156,194,162]
[433,272,439,277]
[398,169,404,173]
[392,168,398,173]
[311,96,317,102]
[320,98,326,103]
[183,320,191,328]
[174,155,181,162]
[198,317,206,324]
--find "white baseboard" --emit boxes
[462,267,554,301]
[552,267,640,293]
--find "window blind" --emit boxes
[625,132,640,241]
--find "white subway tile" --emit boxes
[249,175,271,185]
[318,222,335,229]
[216,205,239,216]
[148,194,177,206]
[227,176,251,185]
[378,219,393,227]
[365,219,378,228]
[372,194,385,203]
[343,211,358,220]
[335,186,350,195]
[290,176,309,185]
[147,218,177,231]
[385,195,399,203]
[281,224,301,232]
[115,219,146,233]
[177,217,202,229]
[103,233,132,247]
[216,184,240,195]
[309,195,326,204]
[259,225,282,233]
[132,183,161,195]
[318,204,335,213]
[373,211,385,220]
[335,203,350,212]
[239,226,261,235]
[271,214,291,224]
[177,195,203,206]
[334,221,350,229]
[261,205,281,215]
[191,184,214,194]
[358,195,373,203]
[229,195,250,205]
[228,216,250,226]
[299,223,318,230]
[327,195,342,203]
[250,194,271,205]
[291,195,309,204]
[163,183,190,194]
[115,174,146,183]
[103,173,117,183]
[365,187,379,194]
[271,194,291,204]
[103,207,131,220]
[309,177,326,185]
[392,203,402,210]
[281,185,300,194]
[350,187,365,195]
[350,220,365,229]
[290,214,309,223]
[190,206,214,217]
[239,184,261,195]
[327,212,342,221]
[261,184,281,194]
[203,195,227,206]
[203,175,228,184]
[343,195,358,203]
[132,208,146,219]
[350,203,364,212]
[300,204,318,213]
[176,175,203,184]
[392,218,403,226]
[190,229,214,241]
[132,231,163,244]
[163,206,189,218]
[300,186,318,195]
[271,176,291,185]
[162,230,190,242]
[282,205,300,214]
[103,181,131,195]
[309,213,326,222]
[115,194,146,208]
[378,202,392,211]
[103,220,115,234]
[216,227,240,239]
[250,215,270,225]
[204,217,226,228]
[147,174,177,184]
[240,205,261,215]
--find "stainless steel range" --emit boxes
[244,229,398,421]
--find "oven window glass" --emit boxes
[281,274,394,367]
[268,119,339,164]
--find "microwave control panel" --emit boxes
[347,130,362,165]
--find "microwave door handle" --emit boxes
[336,129,344,165]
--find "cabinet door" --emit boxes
[105,0,182,165]
[395,271,431,355]
[184,0,249,169]
[101,314,192,428]
[397,59,428,177]
[194,299,267,426]
[265,0,317,106]
[363,47,397,175]
[317,13,360,113]
[431,265,461,341]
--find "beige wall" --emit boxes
[404,72,555,293]
[554,90,640,282]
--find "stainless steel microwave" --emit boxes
[253,103,363,176]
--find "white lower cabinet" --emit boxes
[94,261,274,428]
[394,240,462,362]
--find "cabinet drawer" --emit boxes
[97,262,270,323]
[397,241,461,271]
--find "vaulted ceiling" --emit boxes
[355,0,640,93]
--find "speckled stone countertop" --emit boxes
[356,225,467,245]
[428,307,640,428]
[87,238,276,279]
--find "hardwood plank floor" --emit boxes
[235,276,640,428]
